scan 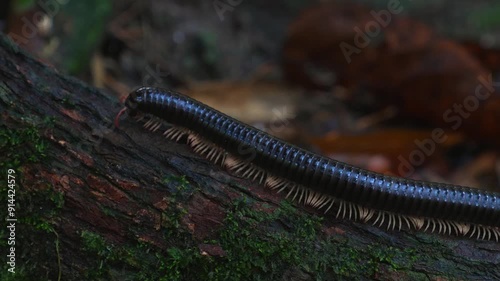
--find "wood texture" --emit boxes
[1,34,499,281]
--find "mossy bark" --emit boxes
[1,34,499,281]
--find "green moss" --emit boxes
[162,175,191,196]
[162,175,190,187]
[70,193,431,280]
[0,150,423,281]
[0,125,48,170]
[79,230,207,281]
[202,200,419,280]
[61,96,77,109]
[80,231,118,279]
[161,201,188,239]
[0,186,63,281]
[100,206,117,217]
[205,199,320,279]
[92,199,320,280]
[159,247,204,281]
[0,119,64,280]
[0,166,425,281]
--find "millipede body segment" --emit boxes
[117,87,500,241]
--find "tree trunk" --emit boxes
[1,34,499,281]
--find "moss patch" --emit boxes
[0,125,48,170]
[0,121,62,280]
[71,196,426,280]
[0,186,64,281]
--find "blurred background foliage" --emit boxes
[2,0,500,188]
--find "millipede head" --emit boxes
[115,88,146,127]
[124,88,142,113]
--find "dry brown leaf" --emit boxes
[181,80,300,125]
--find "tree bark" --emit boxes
[1,34,499,281]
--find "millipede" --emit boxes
[115,87,500,241]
